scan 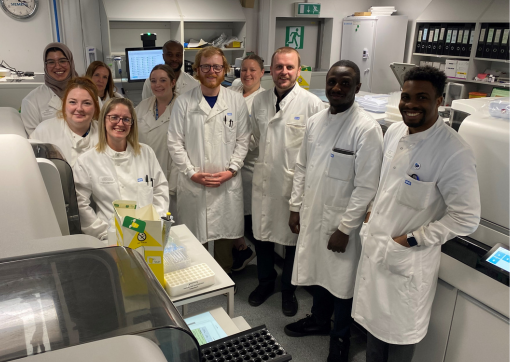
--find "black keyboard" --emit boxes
[200,324,292,362]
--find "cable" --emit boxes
[0,60,24,77]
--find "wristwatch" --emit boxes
[406,232,418,247]
[228,168,238,177]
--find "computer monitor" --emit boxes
[125,47,164,83]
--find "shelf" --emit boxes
[413,53,470,60]
[446,78,510,88]
[474,57,510,64]
[184,47,244,52]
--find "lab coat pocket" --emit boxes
[222,114,236,144]
[285,122,305,169]
[384,236,414,278]
[396,175,438,211]
[321,204,346,244]
[326,152,354,181]
[137,183,154,209]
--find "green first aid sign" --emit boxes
[286,26,304,49]
[295,3,321,16]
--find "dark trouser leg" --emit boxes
[331,297,353,340]
[367,332,416,362]
[252,238,277,289]
[281,245,297,292]
[244,215,254,242]
[214,239,235,274]
[311,285,335,326]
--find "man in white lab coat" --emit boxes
[168,47,250,277]
[250,47,326,316]
[141,40,198,99]
[352,66,481,362]
[283,61,384,362]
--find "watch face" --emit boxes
[1,0,38,19]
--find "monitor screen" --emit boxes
[184,312,227,345]
[486,246,510,273]
[125,47,164,82]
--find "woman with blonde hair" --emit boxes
[86,60,123,102]
[30,77,100,167]
[73,97,169,240]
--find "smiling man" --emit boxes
[351,66,481,362]
[167,47,250,281]
[249,47,326,316]
[283,60,383,362]
[142,40,198,99]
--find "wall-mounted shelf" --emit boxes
[413,53,470,60]
[446,78,510,88]
[184,48,245,52]
[474,57,510,64]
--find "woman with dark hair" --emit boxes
[136,64,178,211]
[86,61,123,102]
[74,97,169,240]
[30,77,100,167]
[21,42,79,135]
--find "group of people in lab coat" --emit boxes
[20,40,482,362]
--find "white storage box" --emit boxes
[164,263,215,297]
[445,60,458,78]
[455,61,469,79]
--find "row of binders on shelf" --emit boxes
[476,23,510,60]
[415,23,476,57]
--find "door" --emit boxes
[340,19,376,92]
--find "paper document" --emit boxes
[185,311,227,345]
[187,39,209,48]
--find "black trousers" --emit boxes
[311,285,353,340]
[366,332,416,362]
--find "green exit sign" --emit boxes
[294,2,321,17]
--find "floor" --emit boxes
[186,252,368,362]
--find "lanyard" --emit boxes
[154,95,174,120]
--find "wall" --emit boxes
[0,0,55,73]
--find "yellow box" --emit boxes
[113,200,164,286]
[297,65,312,90]
[225,41,241,48]
[354,12,372,16]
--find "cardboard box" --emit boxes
[114,200,164,286]
[297,65,312,90]
[354,12,372,16]
[455,61,469,79]
[240,0,254,8]
[225,41,242,48]
[445,59,458,78]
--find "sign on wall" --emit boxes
[294,3,321,17]
[286,26,304,49]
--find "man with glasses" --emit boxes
[141,40,198,99]
[168,47,251,283]
[249,47,326,316]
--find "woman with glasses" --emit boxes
[135,65,177,206]
[86,61,123,103]
[21,43,78,135]
[30,77,100,167]
[73,98,169,240]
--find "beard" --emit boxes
[198,72,225,89]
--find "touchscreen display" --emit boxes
[126,48,164,81]
[184,312,227,345]
[486,247,510,272]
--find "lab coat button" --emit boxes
[400,147,403,150]
[393,166,396,169]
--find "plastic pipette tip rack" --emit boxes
[200,325,292,362]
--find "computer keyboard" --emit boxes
[200,325,292,362]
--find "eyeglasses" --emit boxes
[199,64,224,73]
[106,115,133,126]
[45,59,70,67]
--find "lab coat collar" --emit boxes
[64,119,97,148]
[402,116,443,143]
[105,142,133,159]
[48,90,62,110]
[197,86,228,120]
[272,84,299,113]
[328,102,358,121]
[175,72,187,96]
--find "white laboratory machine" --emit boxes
[340,15,408,94]
[413,98,509,362]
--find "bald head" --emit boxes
[162,41,184,73]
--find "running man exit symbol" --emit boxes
[286,26,304,49]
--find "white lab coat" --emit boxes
[21,84,62,136]
[229,83,265,215]
[136,95,177,193]
[168,86,251,243]
[290,104,383,298]
[73,143,169,240]
[30,117,99,167]
[102,91,124,105]
[251,85,326,245]
[352,118,481,345]
[142,71,199,100]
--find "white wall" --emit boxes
[0,0,55,73]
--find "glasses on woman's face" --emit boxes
[199,64,224,73]
[45,59,70,67]
[106,114,133,126]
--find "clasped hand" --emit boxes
[191,171,232,187]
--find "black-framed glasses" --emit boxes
[45,59,70,67]
[199,64,224,73]
[106,115,133,126]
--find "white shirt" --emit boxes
[251,85,327,245]
[142,71,199,100]
[168,86,251,243]
[21,84,62,136]
[290,104,383,298]
[73,143,169,240]
[30,117,99,167]
[229,83,265,215]
[352,118,481,345]
[136,95,177,193]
